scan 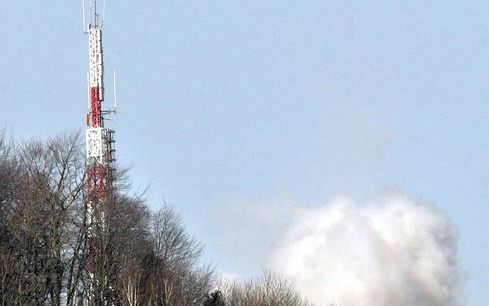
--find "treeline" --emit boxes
[0,132,314,306]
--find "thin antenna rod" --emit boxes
[102,0,106,26]
[113,71,117,112]
[82,0,86,31]
[94,0,97,26]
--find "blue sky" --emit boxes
[1,1,488,304]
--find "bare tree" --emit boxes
[0,132,214,305]
[218,271,315,306]
[107,193,152,305]
[132,205,213,306]
[203,290,225,306]
[0,132,86,305]
[0,131,216,305]
[0,131,320,306]
[0,132,22,305]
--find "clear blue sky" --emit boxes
[1,1,487,304]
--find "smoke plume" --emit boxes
[269,194,465,306]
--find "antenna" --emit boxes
[84,0,117,301]
[82,0,86,32]
[102,0,107,26]
[92,0,98,26]
[113,70,117,113]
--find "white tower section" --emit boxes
[88,26,104,101]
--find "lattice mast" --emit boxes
[84,0,116,297]
[85,1,114,197]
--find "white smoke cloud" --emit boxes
[269,194,465,306]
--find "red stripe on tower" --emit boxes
[90,87,102,127]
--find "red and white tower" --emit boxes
[84,0,115,298]
[85,3,114,198]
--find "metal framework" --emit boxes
[86,8,114,198]
[84,0,116,301]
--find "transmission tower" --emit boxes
[83,0,116,303]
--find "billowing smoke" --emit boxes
[269,194,465,306]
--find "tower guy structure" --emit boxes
[84,0,116,302]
